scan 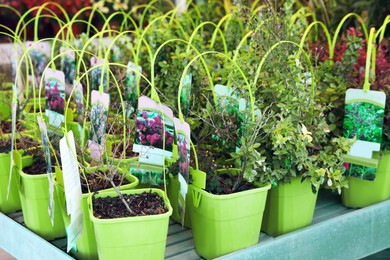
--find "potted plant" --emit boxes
[0,134,38,214]
[186,87,272,259]
[55,163,139,260]
[257,51,354,235]
[339,25,390,208]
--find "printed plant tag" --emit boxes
[60,47,76,86]
[37,116,55,225]
[59,131,83,250]
[6,84,18,200]
[343,89,386,180]
[173,117,190,225]
[125,62,142,117]
[180,73,192,117]
[66,208,83,252]
[130,162,165,186]
[133,96,175,166]
[60,131,83,252]
[25,41,51,77]
[88,90,110,161]
[45,68,66,128]
[74,82,84,137]
[90,57,108,91]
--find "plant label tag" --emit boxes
[25,41,51,77]
[180,73,192,117]
[343,89,386,180]
[6,84,18,200]
[45,68,66,128]
[173,117,190,225]
[89,90,109,161]
[129,162,165,186]
[60,47,76,90]
[60,131,82,216]
[37,116,55,225]
[90,57,107,91]
[125,62,142,117]
[74,82,84,138]
[66,207,83,252]
[133,96,175,166]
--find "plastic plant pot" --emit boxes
[19,166,66,240]
[88,188,172,260]
[54,167,139,260]
[341,151,390,208]
[167,174,191,228]
[261,177,318,237]
[190,183,271,259]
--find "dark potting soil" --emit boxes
[0,136,39,154]
[206,173,258,195]
[0,121,25,134]
[112,142,136,159]
[81,170,130,194]
[92,191,168,219]
[23,156,54,175]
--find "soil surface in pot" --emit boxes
[93,191,168,219]
[0,121,26,135]
[23,156,54,175]
[0,136,39,154]
[111,142,136,159]
[81,170,130,194]
[193,150,257,195]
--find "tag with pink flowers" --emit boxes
[133,96,175,166]
[88,90,110,162]
[45,68,66,128]
[173,117,190,225]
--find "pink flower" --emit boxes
[343,162,350,171]
[147,133,161,146]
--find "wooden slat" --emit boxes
[165,239,195,258]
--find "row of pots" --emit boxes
[1,138,389,260]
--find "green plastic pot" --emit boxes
[54,167,139,260]
[19,165,66,240]
[167,175,191,228]
[0,148,33,214]
[0,90,12,120]
[341,151,390,208]
[190,183,271,259]
[0,153,21,213]
[88,188,172,260]
[261,177,318,237]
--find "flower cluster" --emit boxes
[135,111,174,151]
[46,81,64,114]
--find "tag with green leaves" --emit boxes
[74,82,84,136]
[90,57,108,91]
[125,62,142,117]
[45,68,66,128]
[180,73,192,117]
[133,96,175,166]
[37,116,55,225]
[25,41,51,77]
[60,47,75,87]
[173,117,190,225]
[88,90,109,161]
[343,89,386,180]
[129,162,165,186]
